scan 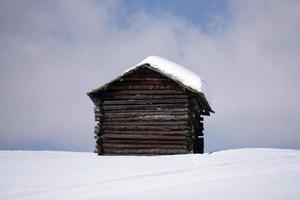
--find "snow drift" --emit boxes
[1,148,300,200]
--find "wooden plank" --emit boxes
[104,89,186,95]
[102,125,187,131]
[104,112,188,117]
[110,79,177,86]
[102,94,188,100]
[124,74,163,78]
[94,106,101,112]
[103,143,186,149]
[103,104,188,111]
[108,85,179,90]
[102,134,186,140]
[95,112,103,117]
[102,130,187,135]
[103,121,188,126]
[103,148,188,155]
[103,139,186,145]
[124,69,163,76]
[102,99,188,105]
[122,77,173,81]
[94,126,100,134]
[104,107,188,113]
[104,111,187,118]
[103,115,188,122]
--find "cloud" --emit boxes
[0,0,299,151]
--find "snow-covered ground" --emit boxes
[1,148,300,200]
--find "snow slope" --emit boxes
[1,148,300,200]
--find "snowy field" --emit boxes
[1,148,300,200]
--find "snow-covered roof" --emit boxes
[128,56,203,94]
[88,56,213,112]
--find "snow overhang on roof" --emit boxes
[87,56,214,113]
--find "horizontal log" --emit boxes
[103,143,186,149]
[94,127,100,134]
[124,74,163,79]
[103,148,188,155]
[125,70,162,75]
[102,125,187,131]
[102,130,187,135]
[95,144,103,152]
[103,138,186,145]
[104,107,188,114]
[103,115,188,122]
[94,108,101,113]
[94,135,101,139]
[102,99,188,105]
[96,138,103,145]
[94,105,101,109]
[95,112,103,117]
[104,89,186,95]
[103,104,188,111]
[103,121,188,126]
[102,134,186,140]
[102,94,188,100]
[95,116,102,121]
[122,77,174,81]
[108,84,180,90]
[104,111,187,118]
[126,69,163,74]
[110,79,178,86]
[125,67,162,74]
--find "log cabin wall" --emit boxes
[188,92,207,154]
[91,66,205,155]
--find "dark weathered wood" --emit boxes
[102,134,186,140]
[88,66,210,155]
[102,94,188,100]
[95,116,102,121]
[103,104,188,111]
[103,148,188,155]
[104,111,187,118]
[104,89,186,95]
[103,125,187,131]
[122,77,176,81]
[103,143,186,149]
[94,127,100,134]
[108,84,180,90]
[102,125,187,131]
[103,121,188,126]
[104,107,188,113]
[95,143,103,155]
[190,98,204,115]
[103,114,188,122]
[95,112,103,117]
[193,137,204,153]
[102,130,187,135]
[108,79,179,87]
[103,139,186,145]
[187,96,205,153]
[94,106,101,112]
[102,99,188,105]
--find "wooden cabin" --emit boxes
[87,56,214,155]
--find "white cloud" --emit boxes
[0,0,299,151]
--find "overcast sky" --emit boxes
[1,0,300,152]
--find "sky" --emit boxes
[0,0,300,152]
